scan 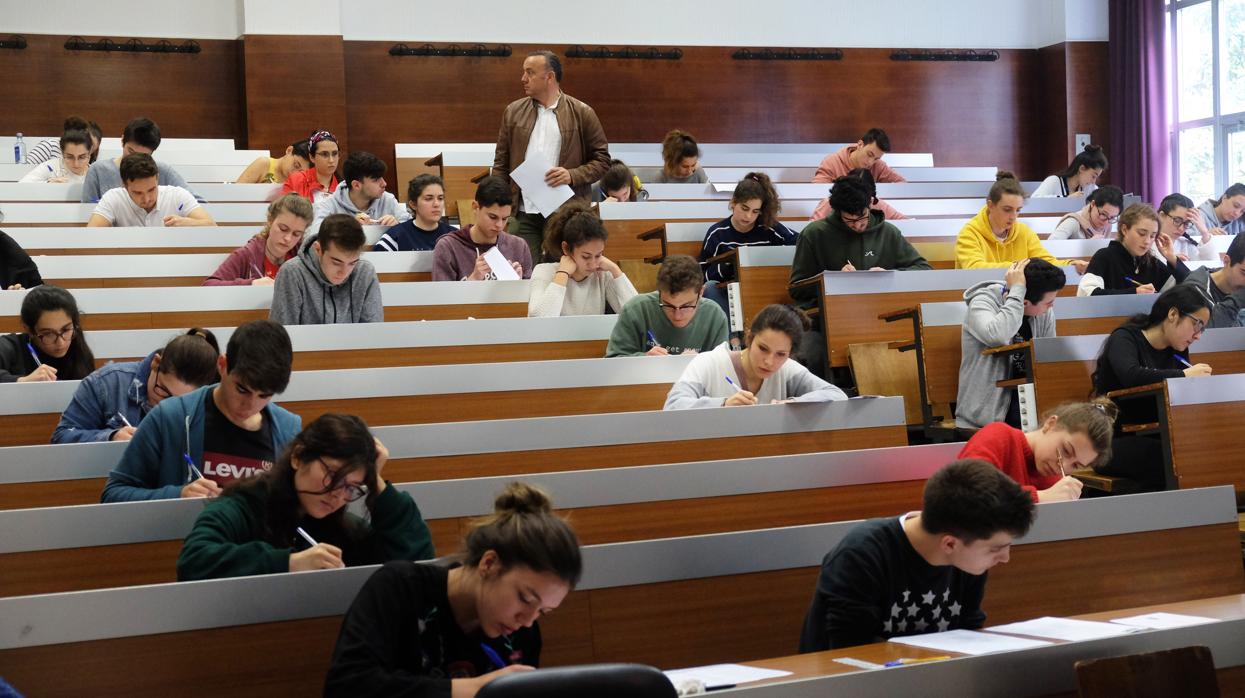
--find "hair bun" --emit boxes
[1083,143,1102,154]
[494,482,553,516]
[1090,396,1120,423]
[995,170,1018,182]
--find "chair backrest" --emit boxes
[476,663,677,698]
[1075,645,1219,698]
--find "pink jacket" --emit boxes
[812,146,906,184]
[203,235,284,286]
[810,196,908,222]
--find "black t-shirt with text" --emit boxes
[201,395,273,486]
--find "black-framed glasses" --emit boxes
[839,211,870,226]
[34,326,74,345]
[1181,312,1207,334]
[150,370,173,400]
[658,300,699,314]
[315,458,368,502]
[1165,213,1194,230]
[1091,205,1119,223]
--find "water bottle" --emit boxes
[13,133,25,164]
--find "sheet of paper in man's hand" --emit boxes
[483,246,520,280]
[510,154,573,215]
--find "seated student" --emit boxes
[955,258,1066,430]
[808,168,908,222]
[86,153,215,227]
[80,117,198,203]
[432,176,533,281]
[1092,284,1212,490]
[812,128,907,184]
[664,304,846,409]
[958,399,1117,503]
[24,115,101,165]
[234,139,313,184]
[19,126,92,184]
[270,214,383,325]
[1031,144,1107,198]
[590,159,649,203]
[1196,183,1245,237]
[798,459,1034,652]
[53,329,219,444]
[312,151,408,229]
[324,482,582,698]
[0,229,42,291]
[0,285,95,383]
[205,193,312,286]
[101,319,301,502]
[1183,233,1245,328]
[1077,203,1190,296]
[605,254,729,357]
[1048,185,1124,240]
[282,130,340,202]
[373,174,457,252]
[955,172,1088,273]
[700,172,798,314]
[649,130,709,184]
[528,201,636,317]
[1159,193,1217,262]
[177,413,435,581]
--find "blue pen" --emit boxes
[725,375,736,387]
[25,342,41,366]
[646,329,659,348]
[1122,276,1142,287]
[183,452,205,482]
[480,642,507,669]
[1174,354,1193,368]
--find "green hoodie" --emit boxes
[788,210,931,307]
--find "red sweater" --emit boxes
[957,423,1058,502]
[282,169,339,202]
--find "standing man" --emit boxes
[493,50,612,264]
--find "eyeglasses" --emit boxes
[658,300,699,314]
[1092,206,1119,223]
[840,211,870,226]
[34,327,74,345]
[1165,214,1194,230]
[1181,312,1207,334]
[315,458,368,502]
[150,370,173,400]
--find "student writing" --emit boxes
[0,285,95,383]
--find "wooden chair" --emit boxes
[1076,645,1219,698]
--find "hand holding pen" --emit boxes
[18,342,57,382]
[645,329,669,356]
[724,375,757,406]
[288,526,344,572]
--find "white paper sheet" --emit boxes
[663,663,792,689]
[509,153,574,216]
[889,629,1053,655]
[985,616,1140,642]
[1110,612,1219,629]
[482,246,520,280]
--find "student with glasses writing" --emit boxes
[1159,193,1218,262]
[177,413,435,580]
[1048,186,1124,240]
[101,320,302,503]
[1077,204,1191,296]
[605,254,728,357]
[53,328,220,444]
[0,285,95,383]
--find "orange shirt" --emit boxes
[281,169,339,201]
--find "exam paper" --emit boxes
[509,154,573,216]
[1110,612,1218,630]
[482,246,520,280]
[663,663,792,688]
[889,629,1052,655]
[985,616,1140,642]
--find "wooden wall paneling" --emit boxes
[1037,43,1072,181]
[1064,42,1111,184]
[242,35,350,160]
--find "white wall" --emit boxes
[0,0,1109,47]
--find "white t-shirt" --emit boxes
[19,157,86,184]
[520,96,562,214]
[91,185,201,227]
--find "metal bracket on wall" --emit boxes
[388,43,512,58]
[566,45,682,60]
[732,48,842,61]
[890,49,999,62]
[0,35,27,50]
[64,37,201,54]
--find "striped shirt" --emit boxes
[698,215,798,283]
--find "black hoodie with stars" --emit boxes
[799,515,987,652]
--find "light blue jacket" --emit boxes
[52,352,156,444]
[101,384,301,502]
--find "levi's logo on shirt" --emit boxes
[202,451,272,486]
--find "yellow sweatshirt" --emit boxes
[955,206,1070,269]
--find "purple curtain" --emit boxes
[1108,0,1170,203]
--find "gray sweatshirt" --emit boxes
[80,158,201,203]
[268,237,384,325]
[1197,199,1245,236]
[954,280,1057,429]
[1182,265,1245,328]
[311,182,409,232]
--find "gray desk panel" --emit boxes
[736,246,798,267]
[1033,326,1245,364]
[720,614,1245,697]
[0,487,1232,650]
[600,200,818,221]
[666,220,809,243]
[0,441,126,484]
[35,251,432,279]
[889,217,1056,237]
[820,268,1082,296]
[0,183,280,203]
[0,202,270,224]
[920,294,1154,327]
[703,167,998,184]
[0,442,962,553]
[1168,373,1245,407]
[4,225,388,249]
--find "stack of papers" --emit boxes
[663,663,792,689]
[985,616,1141,641]
[1110,612,1218,629]
[889,629,1052,655]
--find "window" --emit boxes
[1169,0,1245,203]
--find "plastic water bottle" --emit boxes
[13,133,25,164]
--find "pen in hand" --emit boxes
[26,342,41,366]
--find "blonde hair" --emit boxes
[1042,398,1119,468]
[258,193,313,239]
